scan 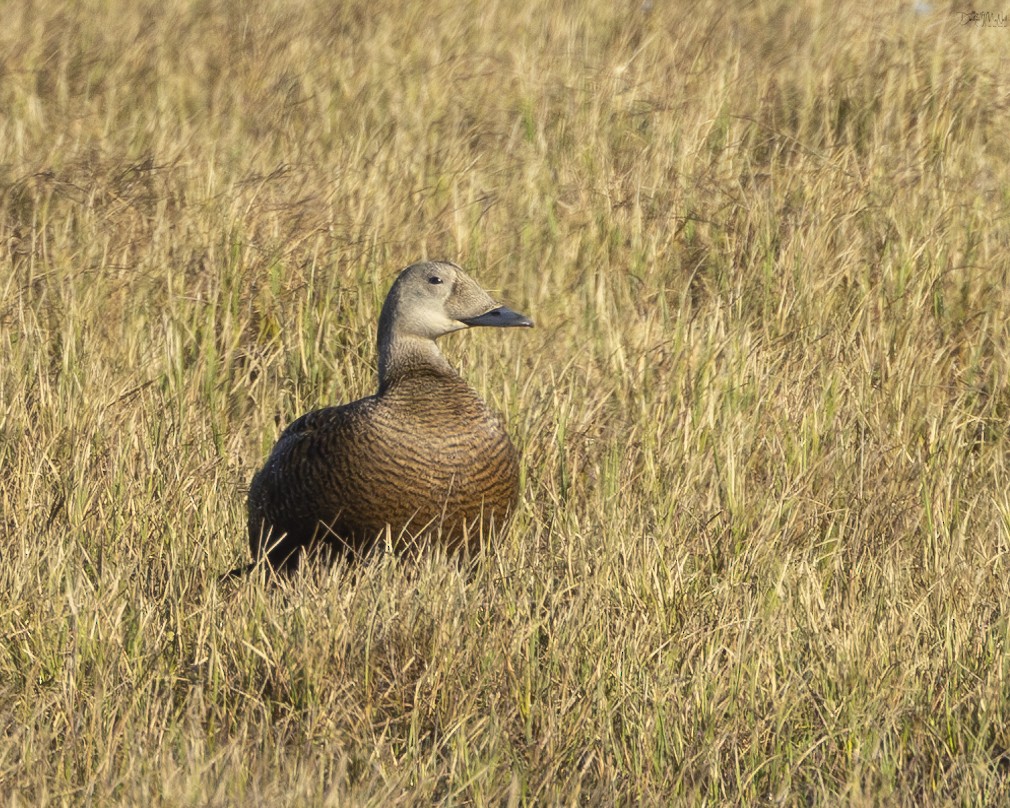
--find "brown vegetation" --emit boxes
[2,0,1010,803]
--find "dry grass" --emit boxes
[3,0,1010,803]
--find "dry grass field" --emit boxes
[3,0,1010,803]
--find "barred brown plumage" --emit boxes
[238,260,533,574]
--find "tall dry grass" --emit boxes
[3,0,1010,803]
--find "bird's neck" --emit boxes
[378,334,458,394]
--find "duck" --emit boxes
[242,260,533,572]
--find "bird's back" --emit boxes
[247,369,520,569]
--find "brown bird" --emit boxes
[242,260,533,573]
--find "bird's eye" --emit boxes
[428,275,443,285]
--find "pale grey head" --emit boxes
[377,260,533,389]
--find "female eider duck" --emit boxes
[244,260,532,572]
